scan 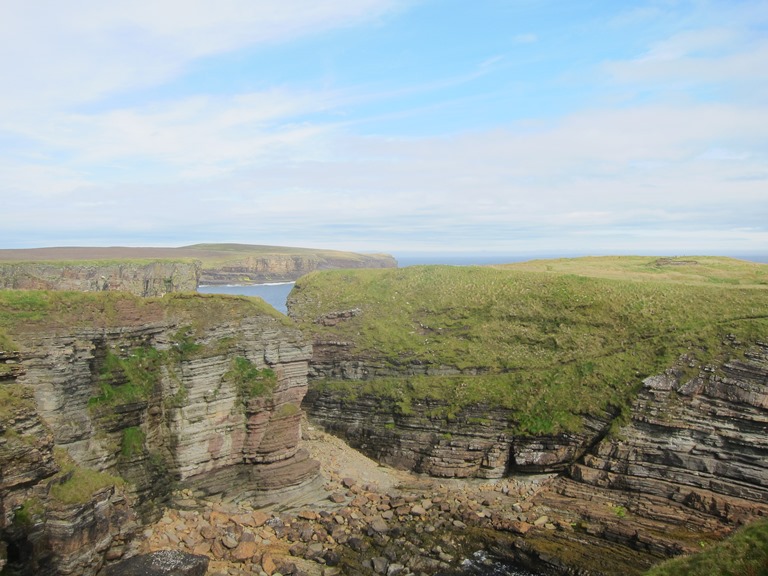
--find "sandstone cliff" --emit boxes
[0,261,199,296]
[0,291,318,575]
[509,340,768,575]
[0,244,398,293]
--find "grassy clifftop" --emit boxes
[0,243,393,264]
[0,290,288,346]
[289,256,768,433]
[0,243,397,286]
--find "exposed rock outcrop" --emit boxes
[304,390,615,478]
[505,341,768,575]
[0,244,398,291]
[0,261,199,296]
[0,293,319,575]
[198,252,397,285]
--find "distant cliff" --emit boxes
[0,260,199,296]
[0,291,317,575]
[0,244,397,293]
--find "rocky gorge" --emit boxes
[1,255,767,576]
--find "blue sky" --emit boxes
[1,0,766,256]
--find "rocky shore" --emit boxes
[137,422,554,576]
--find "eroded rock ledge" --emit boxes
[0,294,318,575]
[301,340,768,574]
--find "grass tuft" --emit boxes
[224,356,277,401]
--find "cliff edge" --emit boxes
[0,291,318,575]
[0,244,397,295]
[288,256,768,574]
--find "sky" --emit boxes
[1,0,767,257]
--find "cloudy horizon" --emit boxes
[1,1,766,257]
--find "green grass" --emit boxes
[0,289,290,337]
[0,328,17,352]
[0,384,35,422]
[12,498,44,528]
[224,356,278,401]
[291,258,768,434]
[121,426,145,458]
[645,519,768,576]
[496,255,768,288]
[49,448,124,505]
[88,347,163,408]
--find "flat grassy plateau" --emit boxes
[289,256,768,434]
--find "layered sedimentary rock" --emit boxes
[198,252,397,285]
[510,341,768,574]
[0,261,199,296]
[0,293,318,575]
[0,244,398,291]
[305,389,615,478]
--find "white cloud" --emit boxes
[0,0,402,113]
[0,1,766,255]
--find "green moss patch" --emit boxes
[121,426,145,458]
[49,448,124,505]
[224,356,277,401]
[88,347,163,408]
[645,519,768,576]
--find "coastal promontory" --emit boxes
[0,244,397,295]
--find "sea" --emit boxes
[196,251,767,575]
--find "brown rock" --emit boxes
[252,510,269,527]
[231,540,259,561]
[261,552,277,575]
[210,539,227,559]
[511,521,532,535]
[369,517,389,534]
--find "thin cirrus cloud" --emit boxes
[0,1,766,256]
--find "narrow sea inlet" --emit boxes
[198,281,295,314]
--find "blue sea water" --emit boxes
[197,282,295,314]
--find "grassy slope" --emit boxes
[644,519,768,576]
[289,257,768,434]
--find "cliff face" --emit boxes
[198,253,397,285]
[499,341,768,575]
[303,340,768,574]
[0,293,318,576]
[304,389,615,478]
[0,244,399,291]
[0,261,199,296]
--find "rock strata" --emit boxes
[505,342,768,574]
[0,294,319,575]
[0,261,199,296]
[304,390,615,478]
